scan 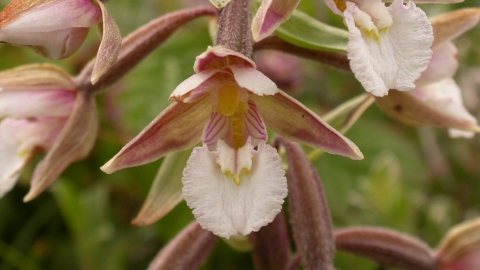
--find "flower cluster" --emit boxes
[0,0,479,268]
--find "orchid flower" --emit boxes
[101,45,363,238]
[0,64,98,201]
[376,8,480,138]
[325,0,433,97]
[0,0,122,83]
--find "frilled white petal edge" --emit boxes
[416,42,458,88]
[0,118,62,198]
[345,0,433,96]
[412,78,477,138]
[1,0,101,32]
[0,89,76,118]
[182,141,287,238]
[230,66,278,96]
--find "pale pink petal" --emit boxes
[90,0,122,84]
[101,97,212,174]
[251,0,301,41]
[412,78,478,138]
[251,90,363,160]
[416,42,458,88]
[0,0,101,59]
[182,141,287,238]
[0,0,101,32]
[345,0,433,96]
[194,46,256,73]
[169,70,218,102]
[230,66,278,96]
[0,89,76,118]
[0,27,89,59]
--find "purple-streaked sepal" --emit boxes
[251,90,363,160]
[101,97,212,174]
[252,0,301,41]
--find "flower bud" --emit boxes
[0,0,122,84]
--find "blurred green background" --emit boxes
[1,0,480,269]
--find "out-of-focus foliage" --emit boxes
[1,0,480,269]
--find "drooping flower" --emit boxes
[324,0,433,97]
[101,45,362,238]
[0,64,98,201]
[376,8,480,138]
[0,0,122,83]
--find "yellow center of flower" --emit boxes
[218,83,240,117]
[216,82,249,149]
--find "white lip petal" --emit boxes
[345,0,433,96]
[182,141,287,238]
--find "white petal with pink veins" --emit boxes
[182,141,287,238]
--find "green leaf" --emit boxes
[275,10,349,52]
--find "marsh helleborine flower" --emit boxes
[0,64,98,201]
[325,0,434,96]
[376,8,480,138]
[0,0,122,83]
[102,46,362,238]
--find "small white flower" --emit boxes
[325,0,433,96]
